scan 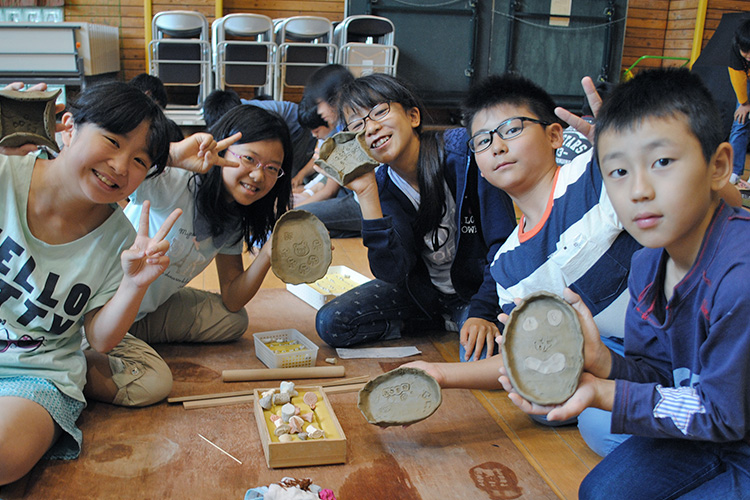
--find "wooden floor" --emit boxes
[0,238,601,499]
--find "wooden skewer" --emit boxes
[167,375,370,404]
[182,382,367,410]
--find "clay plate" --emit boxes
[501,291,584,406]
[0,89,61,152]
[357,367,442,427]
[314,130,379,186]
[271,210,332,285]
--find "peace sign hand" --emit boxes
[554,76,602,144]
[169,132,242,174]
[121,201,182,288]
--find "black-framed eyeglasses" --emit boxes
[345,102,391,132]
[227,149,284,179]
[468,116,551,153]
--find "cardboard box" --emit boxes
[254,386,347,468]
[286,265,371,310]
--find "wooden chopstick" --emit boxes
[182,381,368,410]
[168,375,370,404]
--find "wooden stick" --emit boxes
[198,433,242,464]
[222,365,345,382]
[183,382,367,410]
[168,375,370,404]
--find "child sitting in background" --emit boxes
[0,82,181,485]
[502,67,750,499]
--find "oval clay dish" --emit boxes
[271,210,332,285]
[501,291,584,406]
[357,367,442,427]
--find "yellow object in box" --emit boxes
[286,265,371,310]
[254,386,347,468]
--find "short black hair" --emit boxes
[202,89,242,129]
[297,94,328,129]
[128,73,168,109]
[594,67,723,163]
[302,64,354,106]
[461,73,564,132]
[68,81,171,176]
[337,72,425,134]
[735,19,750,53]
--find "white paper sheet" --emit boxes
[335,346,422,359]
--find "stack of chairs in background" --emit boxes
[148,10,399,124]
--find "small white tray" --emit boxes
[253,328,319,369]
[286,265,370,310]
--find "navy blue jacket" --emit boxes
[361,128,517,321]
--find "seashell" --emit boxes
[281,403,296,422]
[289,415,304,433]
[259,394,273,410]
[278,434,294,443]
[261,388,276,398]
[305,425,324,439]
[274,424,291,436]
[300,412,314,422]
[279,381,296,395]
[273,392,291,405]
[303,391,318,410]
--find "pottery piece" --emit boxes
[357,367,442,427]
[314,130,379,186]
[271,210,332,285]
[0,89,61,152]
[501,291,584,406]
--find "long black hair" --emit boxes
[337,73,447,246]
[67,81,171,176]
[194,104,293,248]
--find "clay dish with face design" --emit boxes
[0,89,61,152]
[314,130,379,186]
[271,210,332,285]
[501,291,584,406]
[357,367,442,427]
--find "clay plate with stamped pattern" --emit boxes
[502,291,584,406]
[271,210,332,285]
[314,130,379,186]
[0,89,61,152]
[358,367,442,427]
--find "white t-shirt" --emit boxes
[124,168,244,320]
[0,154,134,402]
[388,168,457,295]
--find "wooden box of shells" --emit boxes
[286,265,371,310]
[253,385,347,468]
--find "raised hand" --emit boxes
[554,76,602,144]
[170,132,242,173]
[121,201,182,288]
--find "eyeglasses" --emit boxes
[345,102,391,132]
[227,150,284,179]
[0,334,45,353]
[468,116,551,153]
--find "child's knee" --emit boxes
[106,335,173,407]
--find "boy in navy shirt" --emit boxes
[501,67,750,498]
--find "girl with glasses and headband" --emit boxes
[315,73,517,360]
[83,104,293,409]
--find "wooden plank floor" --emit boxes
[0,238,601,499]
